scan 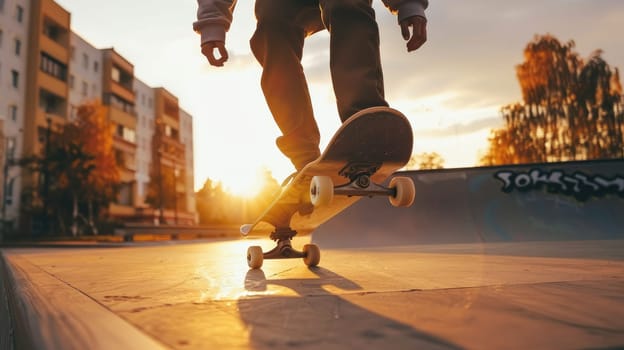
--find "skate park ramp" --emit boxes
[313,159,624,248]
[2,159,623,349]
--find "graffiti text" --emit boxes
[495,169,624,201]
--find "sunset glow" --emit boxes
[53,0,624,190]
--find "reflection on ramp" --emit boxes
[313,160,624,248]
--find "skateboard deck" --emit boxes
[242,106,416,269]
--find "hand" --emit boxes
[400,15,427,52]
[201,41,229,67]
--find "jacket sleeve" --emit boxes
[382,0,428,23]
[193,0,237,44]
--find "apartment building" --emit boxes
[180,108,195,223]
[0,0,196,233]
[151,88,195,224]
[68,32,102,115]
[0,0,30,224]
[101,47,139,218]
[134,77,154,209]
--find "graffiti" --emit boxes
[495,168,624,201]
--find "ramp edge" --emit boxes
[0,251,168,350]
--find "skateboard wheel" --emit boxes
[389,176,415,207]
[310,176,334,207]
[247,246,263,269]
[303,244,321,267]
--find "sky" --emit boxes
[54,0,624,195]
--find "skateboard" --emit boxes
[241,106,416,269]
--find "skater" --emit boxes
[194,0,428,170]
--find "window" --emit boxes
[14,38,21,56]
[39,89,66,115]
[40,53,67,81]
[0,29,3,47]
[70,46,75,60]
[106,93,135,115]
[69,74,74,89]
[6,178,15,206]
[42,19,64,43]
[116,125,136,144]
[111,66,120,82]
[9,105,17,121]
[94,61,99,73]
[6,137,16,162]
[82,53,88,69]
[16,5,23,23]
[0,0,5,12]
[82,81,88,97]
[111,66,133,91]
[11,70,18,88]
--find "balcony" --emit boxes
[40,52,68,82]
[39,69,68,99]
[38,88,67,118]
[159,136,185,164]
[43,17,69,47]
[105,94,137,124]
[38,15,69,62]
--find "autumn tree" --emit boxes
[405,152,445,170]
[20,101,119,236]
[71,103,120,232]
[481,34,624,165]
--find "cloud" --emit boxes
[374,0,624,111]
[55,0,624,180]
[413,115,503,138]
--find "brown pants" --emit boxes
[250,0,388,170]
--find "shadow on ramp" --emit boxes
[239,267,462,349]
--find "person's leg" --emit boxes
[250,0,324,170]
[320,0,388,122]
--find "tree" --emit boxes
[195,178,229,224]
[481,34,624,166]
[405,152,445,170]
[19,101,120,236]
[195,168,282,225]
[71,103,120,233]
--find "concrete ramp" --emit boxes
[313,160,624,248]
[2,160,624,349]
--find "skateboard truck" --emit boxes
[333,174,395,198]
[264,228,304,260]
[315,161,394,199]
[311,161,416,208]
[247,228,321,269]
[339,162,381,181]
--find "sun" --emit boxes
[221,169,272,199]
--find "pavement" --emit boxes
[1,160,624,349]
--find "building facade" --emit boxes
[0,0,30,225]
[68,32,102,117]
[0,0,196,234]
